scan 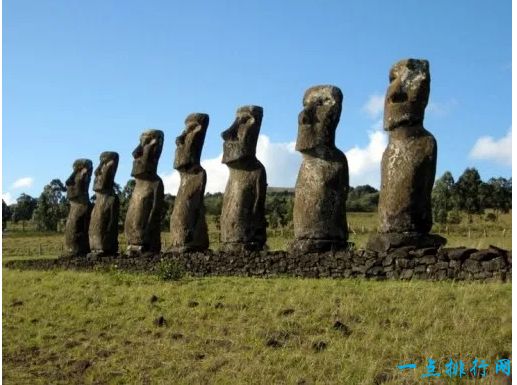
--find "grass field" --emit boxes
[3,270,512,384]
[2,212,512,384]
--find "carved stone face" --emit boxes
[66,159,93,201]
[222,106,263,165]
[384,59,430,131]
[93,152,119,192]
[131,130,164,178]
[174,113,209,171]
[296,85,342,153]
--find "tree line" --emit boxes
[2,167,511,232]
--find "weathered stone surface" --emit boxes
[170,113,209,252]
[64,159,93,257]
[124,130,164,255]
[220,106,267,252]
[470,249,499,261]
[369,59,445,251]
[367,232,445,252]
[463,258,482,274]
[291,85,349,254]
[444,247,476,261]
[89,152,120,255]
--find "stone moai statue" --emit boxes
[64,159,93,256]
[124,130,165,256]
[170,113,210,252]
[88,151,120,256]
[367,59,446,251]
[220,105,267,252]
[290,85,349,254]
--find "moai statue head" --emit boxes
[384,58,430,131]
[221,105,263,165]
[296,85,343,153]
[174,113,209,171]
[93,152,119,193]
[131,130,164,178]
[66,159,93,201]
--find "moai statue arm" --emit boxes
[254,166,267,222]
[192,169,207,234]
[146,180,164,240]
[342,155,350,199]
[108,194,120,239]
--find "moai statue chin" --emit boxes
[367,58,446,252]
[88,151,120,256]
[124,130,165,256]
[290,85,350,254]
[220,105,267,253]
[169,113,209,252]
[64,159,93,257]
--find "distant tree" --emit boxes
[455,168,483,222]
[487,177,512,216]
[478,181,494,211]
[11,193,38,225]
[204,192,223,216]
[33,179,68,231]
[266,192,292,228]
[2,200,11,230]
[161,194,175,231]
[432,171,455,224]
[118,179,135,230]
[346,185,379,212]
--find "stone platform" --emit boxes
[5,245,511,282]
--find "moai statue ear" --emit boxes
[174,113,209,171]
[367,59,446,253]
[384,58,430,131]
[131,129,164,178]
[296,85,342,154]
[222,105,263,165]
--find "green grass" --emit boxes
[3,270,511,385]
[3,211,511,256]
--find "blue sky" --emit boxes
[3,0,512,203]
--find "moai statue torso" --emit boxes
[64,159,93,256]
[368,59,446,251]
[89,152,120,255]
[170,113,209,252]
[124,130,164,255]
[291,85,349,254]
[220,106,267,252]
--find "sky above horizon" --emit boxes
[2,0,512,204]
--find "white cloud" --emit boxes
[469,128,512,166]
[345,120,387,188]
[12,177,34,189]
[255,135,300,188]
[427,98,458,117]
[362,94,384,119]
[2,192,15,205]
[161,135,301,194]
[161,153,229,195]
